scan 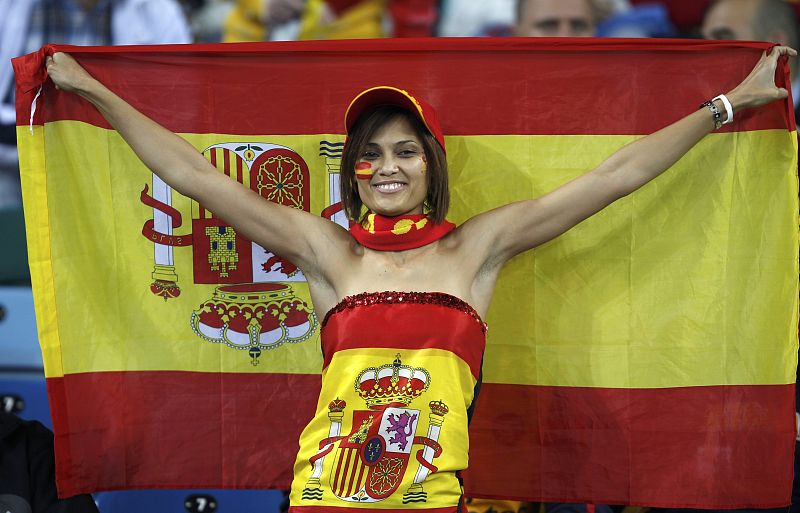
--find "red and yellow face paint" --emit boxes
[355,161,375,180]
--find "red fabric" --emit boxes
[349,214,456,251]
[47,371,795,506]
[47,372,320,496]
[465,383,796,507]
[321,297,485,378]
[12,39,793,135]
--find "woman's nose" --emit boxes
[377,157,399,174]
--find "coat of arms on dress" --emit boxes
[138,142,318,365]
[303,354,449,504]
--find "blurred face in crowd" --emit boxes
[515,0,595,37]
[701,0,760,40]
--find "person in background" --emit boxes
[0,0,192,206]
[701,0,798,121]
[0,0,192,282]
[0,411,99,513]
[513,0,599,37]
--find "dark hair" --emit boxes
[340,105,449,223]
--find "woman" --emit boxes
[45,46,794,511]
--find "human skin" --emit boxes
[514,0,595,37]
[702,0,796,78]
[45,46,796,320]
[354,116,428,218]
[701,0,760,41]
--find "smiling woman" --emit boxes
[41,44,796,512]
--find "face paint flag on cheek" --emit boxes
[355,161,375,180]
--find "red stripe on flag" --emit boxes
[322,302,485,379]
[464,383,796,508]
[47,371,320,496]
[45,371,794,506]
[19,39,793,135]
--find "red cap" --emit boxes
[345,86,446,152]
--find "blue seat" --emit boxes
[94,489,285,513]
[0,285,42,369]
[0,371,50,429]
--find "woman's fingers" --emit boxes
[771,45,797,57]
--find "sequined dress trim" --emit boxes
[322,291,487,333]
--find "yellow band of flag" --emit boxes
[23,121,798,388]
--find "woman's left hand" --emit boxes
[727,45,797,112]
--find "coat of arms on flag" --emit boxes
[303,354,448,504]
[139,141,318,364]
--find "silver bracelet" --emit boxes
[700,99,723,130]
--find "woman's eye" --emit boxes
[361,152,379,159]
[399,150,417,157]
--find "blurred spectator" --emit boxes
[0,0,191,282]
[513,0,598,37]
[514,0,677,39]
[223,0,438,42]
[0,411,99,512]
[701,0,798,122]
[0,0,192,209]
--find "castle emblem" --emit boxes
[303,355,448,504]
[139,142,317,364]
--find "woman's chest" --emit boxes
[336,248,472,298]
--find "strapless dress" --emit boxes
[289,291,487,512]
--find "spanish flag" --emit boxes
[13,38,798,507]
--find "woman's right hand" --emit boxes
[45,52,95,94]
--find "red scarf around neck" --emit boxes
[349,213,456,251]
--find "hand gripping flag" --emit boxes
[13,38,798,507]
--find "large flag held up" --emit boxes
[13,38,798,507]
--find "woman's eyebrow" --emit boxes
[395,140,420,146]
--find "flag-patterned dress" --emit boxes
[290,291,487,512]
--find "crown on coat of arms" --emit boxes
[328,398,347,412]
[355,354,430,408]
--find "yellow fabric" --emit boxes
[223,0,267,42]
[17,125,62,377]
[299,0,386,40]
[291,347,475,509]
[23,121,798,389]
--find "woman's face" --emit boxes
[355,115,428,217]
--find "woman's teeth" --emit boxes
[375,183,403,192]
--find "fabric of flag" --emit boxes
[13,38,798,507]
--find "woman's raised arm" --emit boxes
[460,45,796,272]
[45,52,351,282]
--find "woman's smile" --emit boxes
[372,181,407,193]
